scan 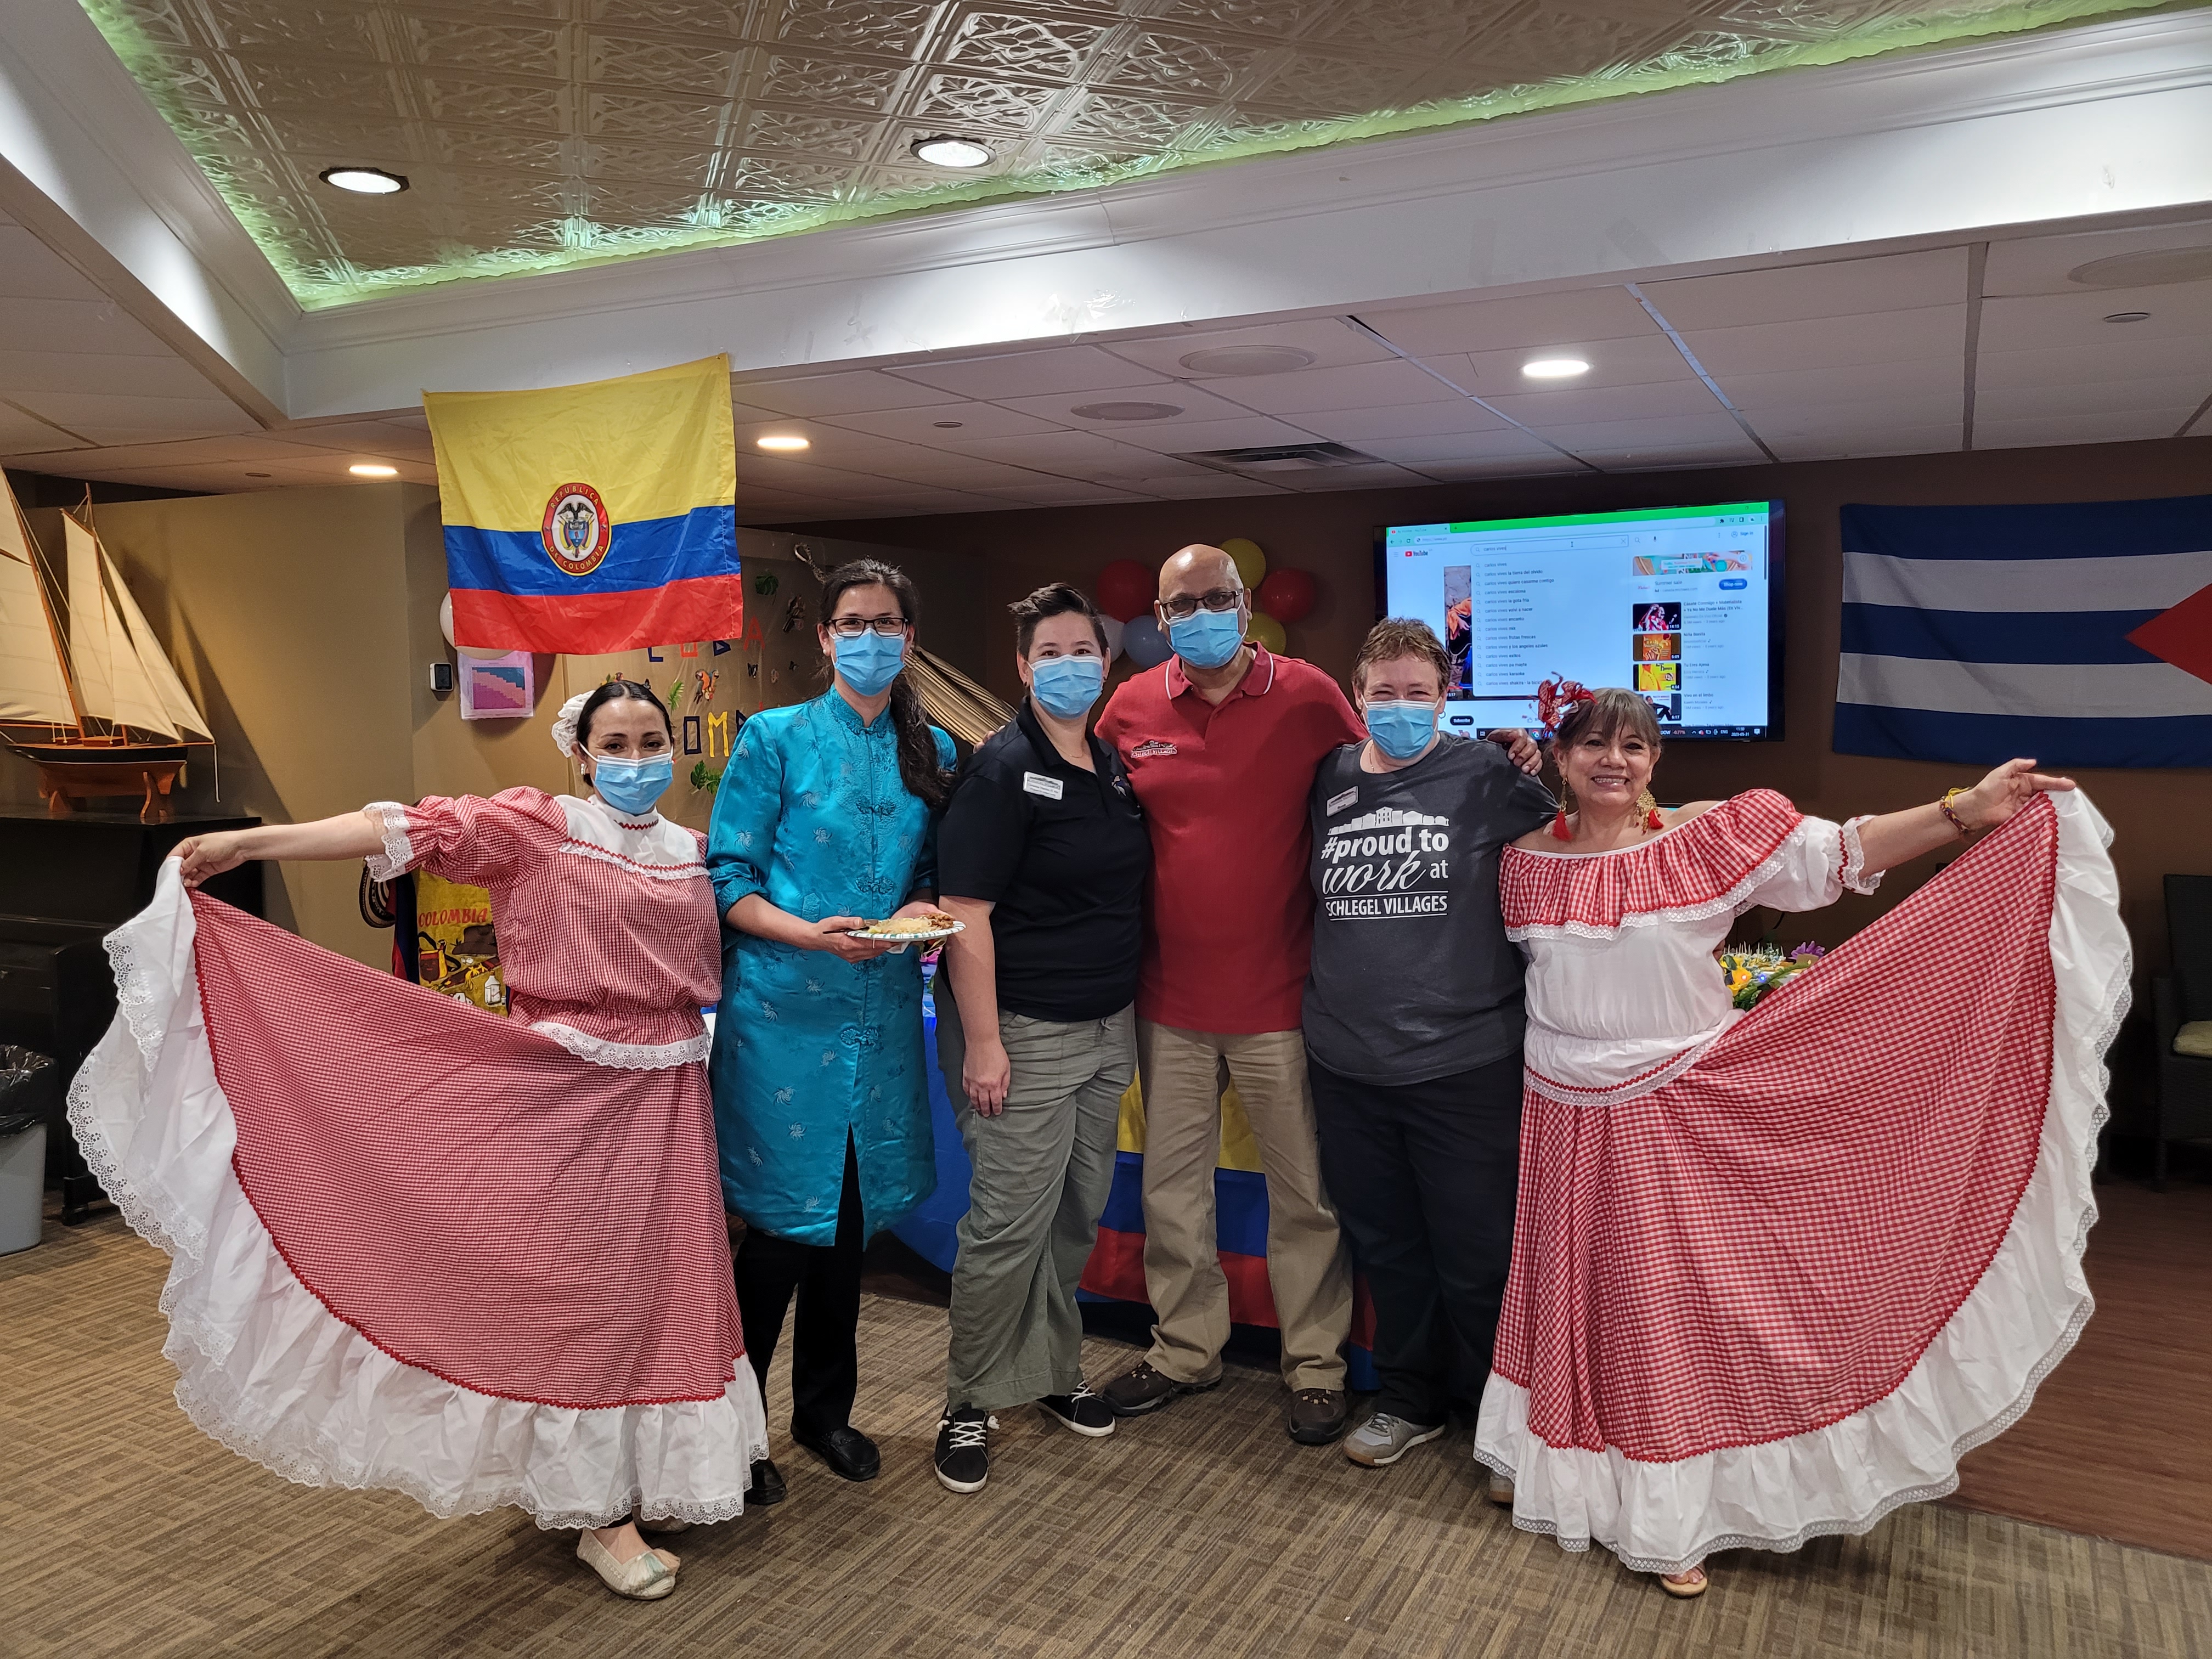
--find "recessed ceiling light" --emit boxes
[756,435,810,452]
[348,462,398,477]
[2066,246,2212,287]
[932,420,964,428]
[1070,400,1185,421]
[1178,346,1316,376]
[319,166,408,195]
[912,136,992,168]
[1522,358,1591,379]
[2103,311,2151,323]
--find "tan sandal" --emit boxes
[1659,1567,1709,1599]
[577,1530,678,1600]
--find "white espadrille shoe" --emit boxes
[577,1530,678,1600]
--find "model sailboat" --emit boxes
[0,471,212,821]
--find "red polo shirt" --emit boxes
[1096,646,1364,1034]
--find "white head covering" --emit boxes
[550,690,592,760]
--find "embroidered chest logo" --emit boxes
[1129,740,1177,758]
[541,482,611,577]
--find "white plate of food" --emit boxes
[845,913,964,950]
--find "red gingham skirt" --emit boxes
[1491,797,2061,1463]
[193,892,742,1408]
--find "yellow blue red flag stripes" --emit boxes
[426,356,742,654]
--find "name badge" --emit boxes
[1023,771,1064,800]
[1327,787,1359,815]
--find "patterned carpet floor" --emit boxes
[3,1203,2207,1659]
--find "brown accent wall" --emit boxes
[794,435,2212,1124]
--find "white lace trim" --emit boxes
[531,1022,710,1070]
[65,861,768,1531]
[1475,790,2128,1576]
[1839,815,1881,896]
[1523,1024,1727,1108]
[362,800,415,883]
[1505,842,1792,943]
[557,841,708,883]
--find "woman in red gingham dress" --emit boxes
[67,681,767,1602]
[1475,686,2126,1597]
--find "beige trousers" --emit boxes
[1135,1020,1352,1390]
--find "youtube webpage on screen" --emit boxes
[1383,503,1778,739]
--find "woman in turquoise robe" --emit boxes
[708,557,956,1485]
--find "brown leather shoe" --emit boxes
[1099,1359,1220,1417]
[1287,1387,1350,1444]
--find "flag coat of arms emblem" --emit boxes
[1834,495,2212,769]
[426,356,742,655]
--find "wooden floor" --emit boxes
[4,1188,2210,1659]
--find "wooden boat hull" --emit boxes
[3,738,195,823]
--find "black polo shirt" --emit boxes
[938,699,1150,1022]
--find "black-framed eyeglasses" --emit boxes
[826,614,909,638]
[1158,588,1240,622]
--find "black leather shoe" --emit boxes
[746,1457,786,1506]
[793,1424,881,1482]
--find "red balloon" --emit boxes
[1094,558,1155,623]
[1256,567,1317,624]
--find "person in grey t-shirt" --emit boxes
[1302,618,1554,1475]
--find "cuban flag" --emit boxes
[425,356,742,655]
[1835,495,2212,769]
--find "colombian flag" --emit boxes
[426,356,742,654]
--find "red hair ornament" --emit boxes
[1536,676,1593,840]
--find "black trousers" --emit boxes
[734,1137,866,1439]
[1308,1050,1523,1426]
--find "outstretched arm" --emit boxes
[173,813,388,889]
[1852,758,2074,876]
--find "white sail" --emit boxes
[0,477,76,725]
[66,514,178,738]
[64,514,118,724]
[100,535,207,739]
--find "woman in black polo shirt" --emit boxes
[930,582,1150,1493]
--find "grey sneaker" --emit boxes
[1342,1410,1446,1468]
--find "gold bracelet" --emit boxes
[1938,788,1973,837]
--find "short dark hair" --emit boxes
[576,678,672,749]
[1009,582,1109,657]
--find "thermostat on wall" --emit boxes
[429,662,454,693]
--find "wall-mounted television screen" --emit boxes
[1378,501,1785,741]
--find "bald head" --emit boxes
[1159,543,1240,601]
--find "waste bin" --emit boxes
[0,1048,59,1256]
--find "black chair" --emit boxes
[2153,873,2212,1189]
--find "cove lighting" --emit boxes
[1522,358,1591,380]
[756,435,810,452]
[912,136,992,168]
[349,462,399,477]
[319,166,408,195]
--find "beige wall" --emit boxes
[792,434,2212,1127]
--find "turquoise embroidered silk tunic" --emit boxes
[708,691,954,1245]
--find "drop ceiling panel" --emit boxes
[1099,319,1394,378]
[1480,378,1725,426]
[1747,393,1966,436]
[1977,335,2212,392]
[1443,334,1701,394]
[277,420,438,460]
[815,401,1066,442]
[1675,305,1965,378]
[1350,429,1565,466]
[1262,462,1440,493]
[0,408,89,454]
[994,381,1261,428]
[1764,422,1964,462]
[1977,284,2212,352]
[1510,411,1751,453]
[0,299,174,358]
[1101,414,1332,454]
[1256,400,1505,443]
[735,456,922,499]
[1357,289,1661,357]
[1714,359,1963,411]
[14,394,261,444]
[1982,218,2212,296]
[1975,377,2212,424]
[1207,359,1464,415]
[0,227,116,302]
[1641,249,1967,331]
[952,430,1216,479]
[978,479,1149,506]
[885,346,1173,400]
[0,353,225,402]
[735,371,963,417]
[1970,410,2191,447]
[1412,454,1590,481]
[1119,472,1293,499]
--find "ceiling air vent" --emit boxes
[1177,441,1380,473]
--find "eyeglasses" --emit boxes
[826,614,909,638]
[1158,588,1241,622]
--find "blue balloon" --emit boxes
[1121,613,1171,669]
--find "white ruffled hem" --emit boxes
[66,862,769,1531]
[1476,789,2128,1575]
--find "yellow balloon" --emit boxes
[1220,537,1267,588]
[1245,610,1286,653]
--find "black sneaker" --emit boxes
[1038,1381,1116,1438]
[933,1404,994,1494]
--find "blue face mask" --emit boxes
[591,752,673,816]
[1166,606,1244,670]
[834,630,906,697]
[1363,699,1440,761]
[1029,654,1103,720]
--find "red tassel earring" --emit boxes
[1639,787,1663,832]
[1552,785,1574,840]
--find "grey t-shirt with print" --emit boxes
[1301,733,1557,1086]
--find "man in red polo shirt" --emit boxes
[1094,543,1367,1444]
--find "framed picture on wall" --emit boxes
[458,651,533,720]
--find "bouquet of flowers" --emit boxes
[1718,941,1826,1011]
